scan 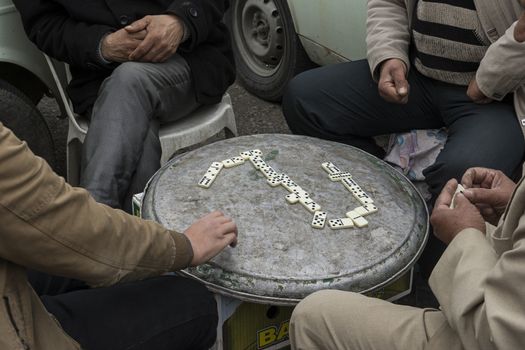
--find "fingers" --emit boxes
[461,167,493,188]
[392,68,409,98]
[129,29,148,40]
[225,232,238,248]
[217,215,231,223]
[434,179,457,209]
[378,80,398,103]
[379,69,409,104]
[146,47,174,63]
[129,37,155,61]
[467,79,493,104]
[454,193,474,210]
[462,187,493,205]
[129,35,178,62]
[461,168,480,188]
[125,17,150,33]
[218,220,238,249]
[219,221,238,236]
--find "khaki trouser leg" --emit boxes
[290,290,447,350]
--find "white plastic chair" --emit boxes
[44,54,238,186]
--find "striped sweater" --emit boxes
[411,0,490,85]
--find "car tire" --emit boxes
[228,0,315,101]
[0,79,57,169]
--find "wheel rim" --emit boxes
[234,0,286,77]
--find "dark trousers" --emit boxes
[28,271,217,350]
[282,59,525,277]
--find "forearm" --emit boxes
[366,0,411,80]
[0,123,192,287]
[166,0,228,51]
[476,21,525,100]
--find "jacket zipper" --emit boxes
[3,296,30,350]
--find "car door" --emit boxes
[287,0,367,65]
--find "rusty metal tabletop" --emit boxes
[142,134,428,305]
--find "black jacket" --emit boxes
[13,0,235,114]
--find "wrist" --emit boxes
[98,34,114,64]
[380,58,406,74]
[166,14,189,42]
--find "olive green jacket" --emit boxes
[0,122,193,349]
[366,0,525,136]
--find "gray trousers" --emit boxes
[80,55,200,212]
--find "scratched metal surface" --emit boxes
[142,134,428,305]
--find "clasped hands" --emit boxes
[378,58,492,105]
[101,14,184,63]
[430,167,516,244]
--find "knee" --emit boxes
[290,290,330,349]
[291,290,363,349]
[282,71,320,121]
[291,290,346,334]
[292,290,331,323]
[103,62,152,94]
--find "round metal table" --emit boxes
[142,134,428,306]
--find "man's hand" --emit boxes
[431,179,486,244]
[101,28,147,62]
[126,15,184,62]
[184,211,238,266]
[514,11,525,42]
[378,58,409,104]
[461,167,516,225]
[467,78,493,104]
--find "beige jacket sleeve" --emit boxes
[366,0,411,80]
[477,21,525,101]
[0,123,193,287]
[429,225,525,349]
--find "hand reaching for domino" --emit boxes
[449,183,466,209]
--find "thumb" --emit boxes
[454,193,473,209]
[463,188,495,205]
[392,67,408,96]
[126,17,149,33]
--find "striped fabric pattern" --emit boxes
[411,0,490,85]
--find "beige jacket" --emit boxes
[428,167,525,350]
[366,0,525,136]
[0,122,194,349]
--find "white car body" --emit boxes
[288,0,367,65]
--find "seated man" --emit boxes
[14,0,235,212]
[282,0,525,276]
[0,122,238,350]
[290,165,524,349]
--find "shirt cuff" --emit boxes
[181,20,190,43]
[96,33,114,67]
[169,231,194,270]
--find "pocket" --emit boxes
[3,296,30,350]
